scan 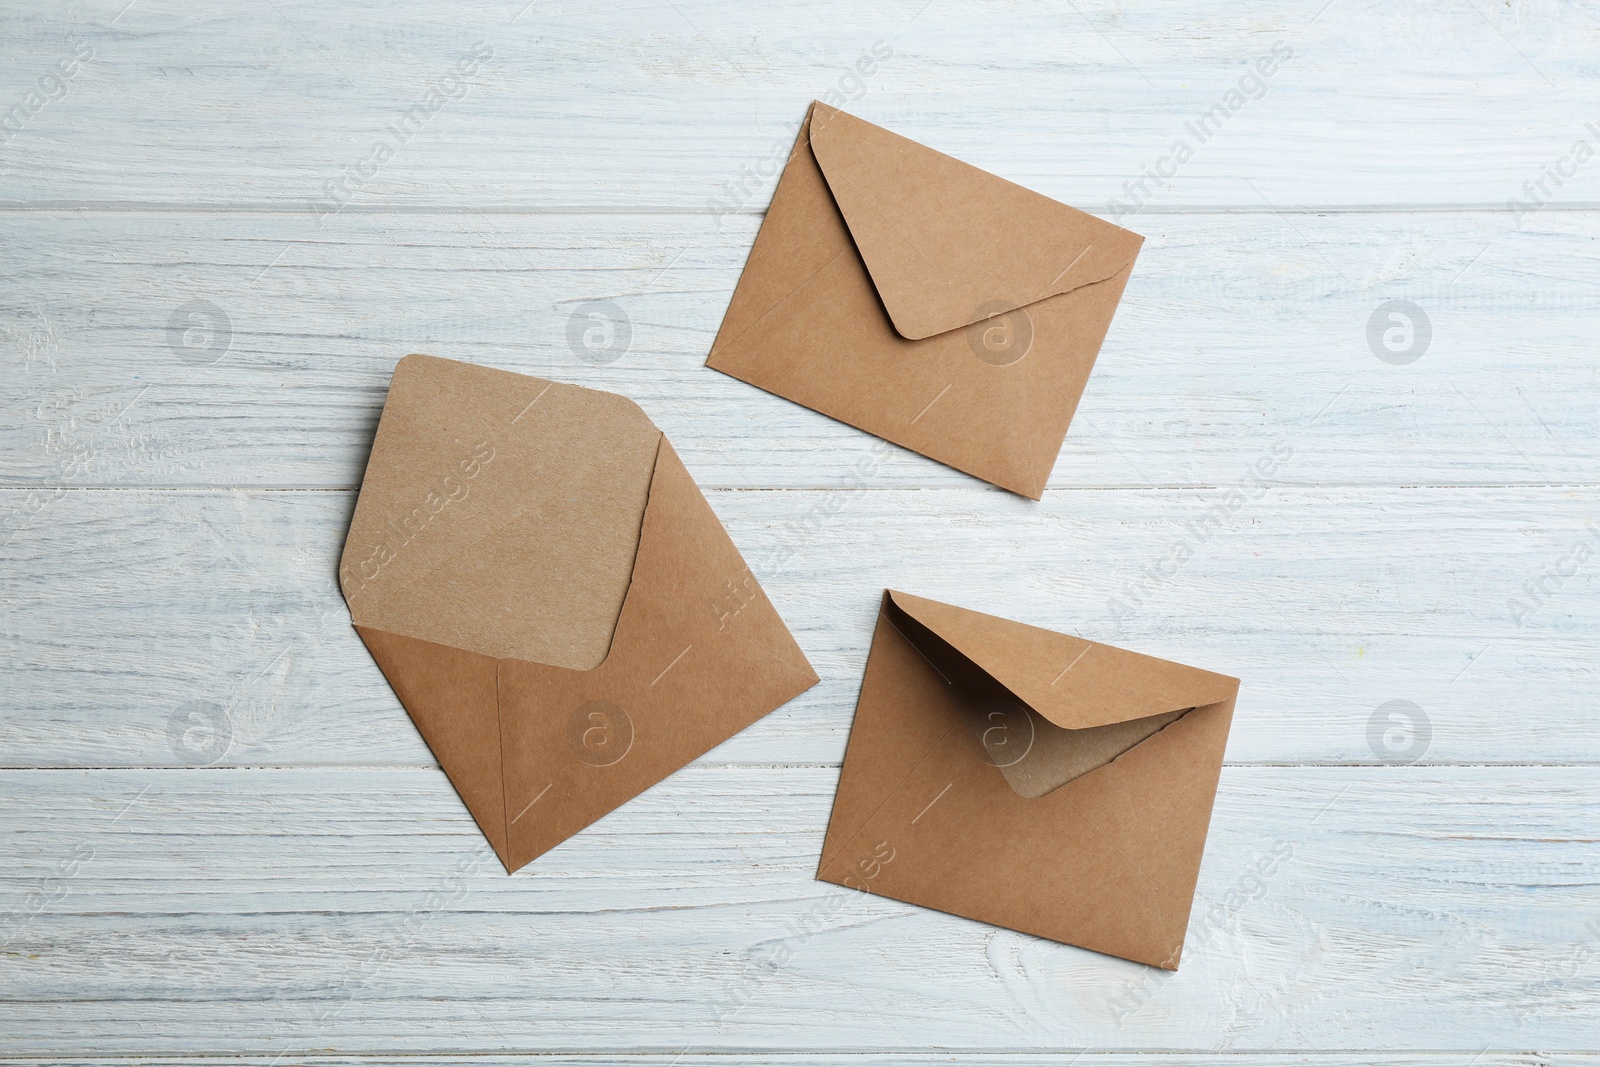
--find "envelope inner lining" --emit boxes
[993,705,1193,798]
[885,598,1194,798]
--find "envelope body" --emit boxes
[708,103,1144,499]
[817,591,1238,969]
[340,354,818,873]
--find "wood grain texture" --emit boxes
[3,0,1599,210]
[8,1062,1599,1067]
[8,1062,1598,1067]
[3,0,1599,1060]
[4,485,1598,768]
[8,1062,1600,1067]
[2,765,1598,1054]
[2,210,1597,490]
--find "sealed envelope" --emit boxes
[708,103,1144,499]
[817,591,1237,968]
[340,354,818,873]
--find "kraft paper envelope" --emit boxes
[707,102,1144,499]
[340,354,818,873]
[817,591,1238,969]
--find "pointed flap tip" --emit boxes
[884,590,1237,730]
[804,105,1145,340]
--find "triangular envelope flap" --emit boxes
[807,102,1144,341]
[581,435,819,697]
[353,625,511,871]
[617,434,821,715]
[340,354,660,672]
[495,436,820,871]
[817,605,1238,968]
[887,590,1237,730]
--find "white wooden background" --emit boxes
[3,0,1599,1063]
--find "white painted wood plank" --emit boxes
[3,210,1596,490]
[3,1,1599,210]
[4,2,1599,1060]
[4,485,1597,768]
[2,766,1597,1053]
[7,1060,1594,1067]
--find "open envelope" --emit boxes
[817,591,1238,969]
[339,354,818,873]
[707,103,1145,499]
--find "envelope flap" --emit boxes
[353,625,511,871]
[887,590,1237,730]
[494,437,821,871]
[807,102,1144,340]
[339,354,660,672]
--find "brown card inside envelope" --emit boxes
[707,103,1144,499]
[341,355,819,873]
[817,591,1239,968]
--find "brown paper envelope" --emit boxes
[340,354,819,873]
[707,103,1145,499]
[816,591,1238,969]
